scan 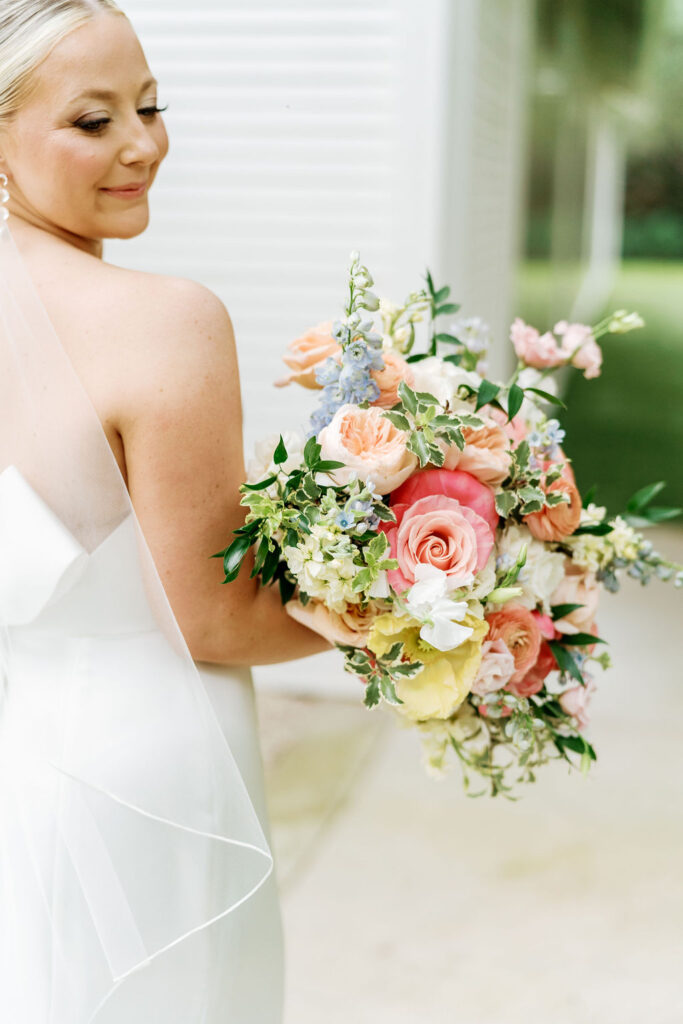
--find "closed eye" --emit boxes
[75,104,168,133]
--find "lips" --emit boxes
[101,181,148,197]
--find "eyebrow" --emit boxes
[69,77,158,103]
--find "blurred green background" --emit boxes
[514,0,683,517]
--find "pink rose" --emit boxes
[391,468,499,535]
[484,603,542,684]
[510,318,565,369]
[275,321,341,389]
[443,417,512,487]
[550,561,600,635]
[554,321,602,379]
[380,494,495,593]
[559,679,597,730]
[318,404,418,494]
[286,597,378,647]
[471,638,516,696]
[370,349,414,409]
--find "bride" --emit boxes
[0,2,330,1021]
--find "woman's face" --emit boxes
[0,13,168,249]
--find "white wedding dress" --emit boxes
[0,218,284,1023]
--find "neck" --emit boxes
[7,204,103,259]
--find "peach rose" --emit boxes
[443,417,512,487]
[380,494,495,593]
[559,679,597,730]
[506,640,557,698]
[484,603,542,684]
[523,472,581,542]
[550,561,600,635]
[510,317,565,369]
[275,320,341,389]
[317,404,418,495]
[470,638,516,696]
[285,597,378,647]
[391,468,499,535]
[370,349,414,409]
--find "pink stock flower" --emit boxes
[484,604,542,684]
[554,321,602,379]
[559,679,597,730]
[275,321,341,389]
[370,349,415,409]
[380,494,495,594]
[510,318,565,369]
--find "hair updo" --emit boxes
[0,0,126,125]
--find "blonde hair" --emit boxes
[0,0,126,124]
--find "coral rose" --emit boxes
[380,494,495,594]
[510,317,565,369]
[370,349,414,409]
[275,320,340,389]
[443,417,512,487]
[484,603,542,684]
[506,640,557,698]
[550,560,600,635]
[392,468,499,535]
[523,472,581,542]
[318,404,418,495]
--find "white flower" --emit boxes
[247,430,305,482]
[517,368,559,427]
[607,310,644,334]
[581,502,607,527]
[495,524,565,612]
[448,314,492,355]
[403,565,474,651]
[468,553,497,601]
[410,356,481,410]
[608,516,641,561]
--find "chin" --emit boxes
[107,209,151,240]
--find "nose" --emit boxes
[119,115,162,167]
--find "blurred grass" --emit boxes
[515,260,683,518]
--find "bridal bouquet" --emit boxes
[216,252,682,797]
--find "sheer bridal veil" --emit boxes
[0,209,274,1021]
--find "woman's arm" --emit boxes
[117,276,332,666]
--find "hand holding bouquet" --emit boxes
[215,253,682,798]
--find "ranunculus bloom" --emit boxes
[392,468,499,535]
[285,597,381,647]
[523,473,582,542]
[318,404,418,494]
[275,320,341,388]
[484,603,542,684]
[510,317,565,369]
[380,494,495,594]
[506,640,557,697]
[550,560,600,635]
[370,349,414,409]
[443,418,512,487]
[471,638,516,696]
[368,611,488,720]
[559,679,597,730]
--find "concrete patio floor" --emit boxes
[254,525,683,1024]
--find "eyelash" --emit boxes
[76,104,168,133]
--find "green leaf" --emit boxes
[435,302,461,315]
[443,353,463,366]
[551,602,585,619]
[507,383,525,421]
[352,568,373,592]
[251,536,270,577]
[277,569,297,605]
[513,439,530,472]
[302,475,321,500]
[221,533,253,581]
[260,545,281,586]
[315,460,345,472]
[434,285,451,302]
[273,435,288,464]
[363,679,381,709]
[406,352,430,363]
[303,436,322,468]
[495,491,518,517]
[519,484,544,504]
[425,268,435,294]
[524,387,567,409]
[367,532,389,560]
[385,642,403,662]
[382,410,411,431]
[634,505,682,524]
[427,444,446,467]
[475,379,500,411]
[380,676,403,704]
[626,481,667,513]
[560,633,606,646]
[573,523,613,536]
[434,332,461,344]
[241,475,277,492]
[398,380,418,415]
[582,485,597,508]
[548,642,584,684]
[374,503,397,523]
[407,431,431,467]
[556,734,597,760]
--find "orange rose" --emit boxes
[523,470,581,543]
[370,349,414,409]
[443,417,512,487]
[484,604,542,684]
[275,320,341,389]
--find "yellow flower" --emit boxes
[368,612,488,721]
